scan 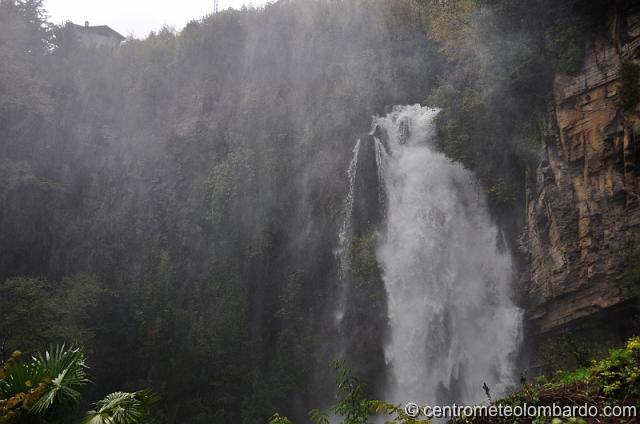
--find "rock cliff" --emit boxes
[523,6,640,346]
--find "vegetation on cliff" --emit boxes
[419,0,616,209]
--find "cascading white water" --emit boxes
[335,138,361,325]
[374,105,522,406]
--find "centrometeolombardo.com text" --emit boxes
[404,402,637,419]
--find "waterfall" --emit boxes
[373,105,522,406]
[335,138,361,325]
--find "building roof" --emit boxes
[70,23,126,42]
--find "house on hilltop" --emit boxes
[69,21,125,47]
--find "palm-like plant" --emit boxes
[1,345,158,424]
[30,345,90,416]
[0,345,89,422]
[81,390,160,424]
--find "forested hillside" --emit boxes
[1,1,442,421]
[1,0,636,423]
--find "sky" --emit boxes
[45,0,270,38]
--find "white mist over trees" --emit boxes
[1,0,441,421]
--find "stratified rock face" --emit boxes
[524,8,640,338]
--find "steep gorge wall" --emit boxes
[524,7,640,347]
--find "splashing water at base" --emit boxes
[374,105,522,406]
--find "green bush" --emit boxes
[348,233,379,278]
